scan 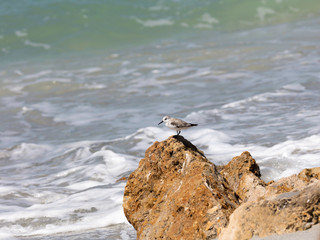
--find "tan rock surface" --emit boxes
[298,167,320,182]
[219,181,320,240]
[220,163,320,240]
[221,151,266,202]
[123,135,239,240]
[123,136,320,240]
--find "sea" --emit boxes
[0,0,320,239]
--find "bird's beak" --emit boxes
[158,120,163,125]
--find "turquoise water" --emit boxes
[1,0,320,63]
[1,1,320,239]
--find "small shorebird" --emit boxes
[158,116,198,135]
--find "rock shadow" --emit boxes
[172,135,205,157]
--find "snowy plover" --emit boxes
[158,116,198,135]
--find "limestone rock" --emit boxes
[220,165,320,240]
[298,167,320,182]
[123,136,320,240]
[265,174,311,200]
[221,151,266,202]
[219,181,320,240]
[123,136,239,240]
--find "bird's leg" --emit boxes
[177,130,181,135]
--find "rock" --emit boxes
[220,165,320,240]
[219,181,320,240]
[123,136,320,240]
[123,136,239,240]
[236,172,267,203]
[298,167,320,182]
[222,151,261,183]
[116,176,128,182]
[265,174,311,199]
[221,151,266,202]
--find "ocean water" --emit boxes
[1,0,320,239]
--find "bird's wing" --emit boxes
[171,118,190,128]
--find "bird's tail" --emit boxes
[190,124,198,126]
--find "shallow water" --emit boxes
[1,0,320,239]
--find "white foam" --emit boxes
[21,106,33,113]
[0,186,20,194]
[141,63,175,69]
[161,67,192,77]
[272,50,302,61]
[218,83,306,111]
[188,129,246,163]
[282,83,305,91]
[15,30,28,37]
[109,53,119,58]
[134,18,174,27]
[6,76,73,94]
[0,233,19,240]
[221,92,272,109]
[77,67,102,75]
[201,13,219,24]
[186,111,210,124]
[20,70,53,81]
[120,228,131,240]
[180,22,189,28]
[194,23,213,29]
[24,40,51,50]
[0,183,128,236]
[3,143,52,161]
[216,72,250,80]
[256,7,275,21]
[245,135,320,180]
[29,102,105,126]
[0,139,140,237]
[102,150,137,175]
[149,5,169,11]
[83,83,106,89]
[130,127,167,151]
